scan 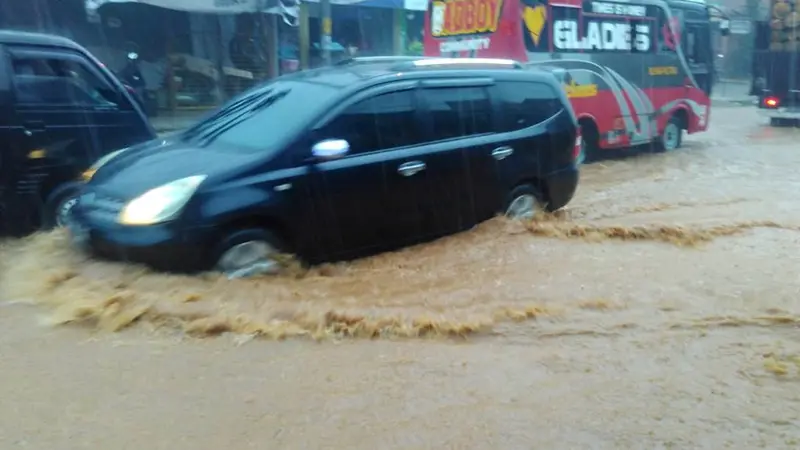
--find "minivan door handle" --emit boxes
[397,161,426,177]
[23,121,46,135]
[492,146,514,160]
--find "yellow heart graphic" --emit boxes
[523,5,547,46]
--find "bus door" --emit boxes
[678,10,714,97]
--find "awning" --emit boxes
[86,0,427,18]
[328,0,427,9]
[352,0,427,10]
[86,0,297,16]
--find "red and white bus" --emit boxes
[423,0,726,156]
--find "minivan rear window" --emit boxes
[494,81,563,132]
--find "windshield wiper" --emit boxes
[197,90,290,146]
[181,87,275,141]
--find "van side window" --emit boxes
[423,86,492,141]
[494,81,562,132]
[318,90,423,155]
[12,56,119,107]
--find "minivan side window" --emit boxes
[11,55,120,107]
[423,86,492,141]
[494,81,562,132]
[317,90,423,155]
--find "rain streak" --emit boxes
[2,0,800,446]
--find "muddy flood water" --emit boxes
[3,105,800,449]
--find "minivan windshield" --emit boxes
[181,80,338,152]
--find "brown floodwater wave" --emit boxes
[522,218,798,246]
[567,197,754,222]
[2,213,798,341]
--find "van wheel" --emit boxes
[656,116,683,152]
[41,184,82,230]
[504,184,544,221]
[214,228,287,279]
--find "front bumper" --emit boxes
[542,164,579,211]
[69,195,214,273]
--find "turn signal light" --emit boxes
[81,168,97,182]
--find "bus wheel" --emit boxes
[579,119,600,163]
[657,117,683,152]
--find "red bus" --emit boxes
[423,0,726,156]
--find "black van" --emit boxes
[70,57,580,277]
[0,31,155,234]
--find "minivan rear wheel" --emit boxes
[214,228,286,279]
[504,185,544,221]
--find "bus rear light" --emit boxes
[764,96,780,108]
[573,134,583,162]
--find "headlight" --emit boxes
[118,175,206,226]
[82,148,129,181]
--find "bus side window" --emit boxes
[656,9,681,54]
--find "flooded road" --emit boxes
[3,106,800,448]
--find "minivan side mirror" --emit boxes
[311,139,350,161]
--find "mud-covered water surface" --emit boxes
[4,107,800,448]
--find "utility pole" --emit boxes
[320,0,332,65]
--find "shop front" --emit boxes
[85,0,298,126]
[293,0,427,69]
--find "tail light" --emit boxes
[573,133,583,162]
[764,96,780,108]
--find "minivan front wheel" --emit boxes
[504,185,544,221]
[214,228,286,279]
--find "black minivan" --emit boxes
[70,57,580,277]
[0,31,155,234]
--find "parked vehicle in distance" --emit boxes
[0,30,156,234]
[69,57,581,277]
[752,0,800,126]
[424,0,730,157]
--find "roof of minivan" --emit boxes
[280,59,555,89]
[0,30,80,49]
